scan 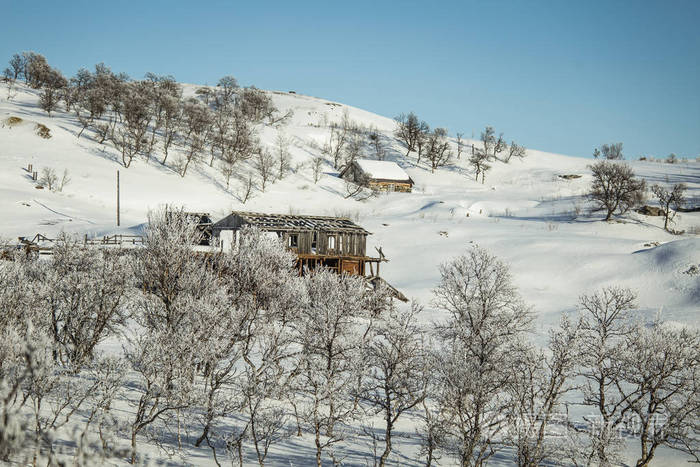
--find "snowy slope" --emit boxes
[1,81,699,465]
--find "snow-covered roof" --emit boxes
[352,159,412,183]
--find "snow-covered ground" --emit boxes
[1,81,698,465]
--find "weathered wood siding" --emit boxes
[280,231,366,256]
[212,213,368,258]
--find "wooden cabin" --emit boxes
[210,211,384,276]
[339,159,414,193]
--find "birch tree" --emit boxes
[432,246,533,466]
[359,301,428,467]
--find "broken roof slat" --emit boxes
[224,211,371,234]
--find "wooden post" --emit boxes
[28,163,32,172]
[116,170,120,227]
[32,171,37,181]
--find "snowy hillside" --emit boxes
[1,80,699,465]
[2,82,698,323]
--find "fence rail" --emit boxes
[8,233,146,256]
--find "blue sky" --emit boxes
[2,0,699,159]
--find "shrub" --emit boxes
[4,116,22,127]
[35,123,51,139]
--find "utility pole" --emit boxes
[116,170,120,227]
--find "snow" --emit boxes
[1,81,699,465]
[353,158,412,181]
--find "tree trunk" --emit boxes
[130,430,137,464]
[315,426,323,467]
[379,418,393,467]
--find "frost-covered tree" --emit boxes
[37,235,131,369]
[589,161,646,221]
[192,227,301,462]
[431,246,533,466]
[359,301,428,467]
[126,207,216,462]
[505,316,581,467]
[575,287,638,466]
[292,269,388,467]
[617,322,700,467]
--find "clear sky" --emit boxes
[2,0,699,159]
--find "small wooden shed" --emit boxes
[211,211,383,276]
[339,159,414,192]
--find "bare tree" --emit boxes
[324,110,351,169]
[651,183,686,231]
[274,133,292,180]
[215,75,238,110]
[238,173,255,204]
[7,53,24,80]
[311,156,324,183]
[178,98,212,176]
[113,83,153,168]
[432,246,533,466]
[220,110,259,173]
[424,128,452,173]
[469,149,491,184]
[394,112,428,158]
[594,143,624,160]
[505,141,527,162]
[456,132,464,159]
[344,130,365,168]
[255,149,275,192]
[39,68,67,116]
[39,167,58,191]
[368,127,386,160]
[589,161,646,221]
[238,86,276,122]
[480,125,507,161]
[343,172,376,200]
[160,94,182,165]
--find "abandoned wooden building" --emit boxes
[210,211,385,276]
[339,159,414,193]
